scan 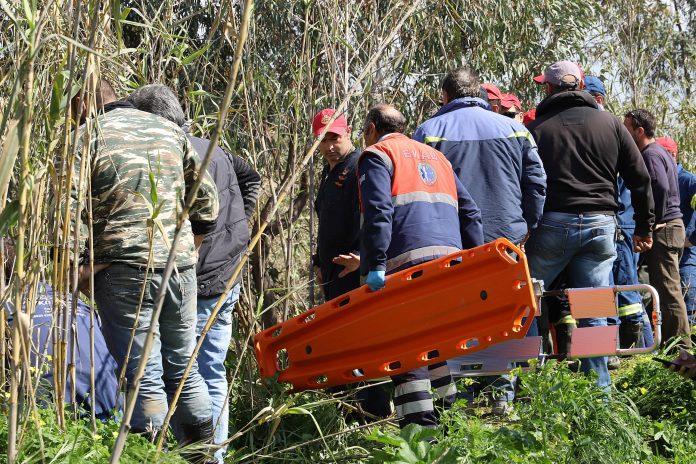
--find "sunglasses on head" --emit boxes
[626,111,643,129]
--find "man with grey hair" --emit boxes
[128,84,261,463]
[415,67,545,271]
[69,79,219,462]
[128,84,187,127]
[414,67,546,414]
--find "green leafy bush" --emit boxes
[0,407,185,464]
[367,425,457,463]
[615,355,696,431]
[366,359,696,464]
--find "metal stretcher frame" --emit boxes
[254,239,538,392]
[448,284,662,378]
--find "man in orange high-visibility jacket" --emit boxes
[358,103,484,428]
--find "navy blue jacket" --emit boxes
[358,134,484,275]
[313,148,362,300]
[413,97,546,244]
[5,285,119,419]
[678,165,696,267]
[641,142,682,225]
[616,177,635,230]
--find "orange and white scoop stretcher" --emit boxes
[448,283,661,378]
[254,238,662,392]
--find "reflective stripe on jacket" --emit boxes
[678,165,696,267]
[413,97,546,244]
[358,133,483,275]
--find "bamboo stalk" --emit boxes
[150,0,257,454]
[16,308,46,464]
[154,0,424,456]
[0,228,6,391]
[8,22,36,460]
[53,0,97,428]
[85,126,97,433]
[109,2,256,460]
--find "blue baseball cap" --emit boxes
[584,76,606,96]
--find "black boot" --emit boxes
[554,322,574,358]
[554,323,580,371]
[355,384,392,421]
[619,322,644,349]
[178,417,215,464]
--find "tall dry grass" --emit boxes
[1,0,695,462]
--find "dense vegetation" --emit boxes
[1,356,695,462]
[1,0,696,462]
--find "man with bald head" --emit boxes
[357,103,484,428]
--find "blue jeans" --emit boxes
[196,285,240,463]
[525,213,616,388]
[613,227,644,325]
[95,264,212,433]
[614,226,654,346]
[679,264,696,342]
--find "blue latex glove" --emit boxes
[366,270,386,291]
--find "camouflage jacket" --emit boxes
[71,104,219,269]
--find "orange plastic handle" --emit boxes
[254,238,537,392]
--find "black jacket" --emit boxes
[313,148,361,300]
[528,91,655,236]
[190,136,261,297]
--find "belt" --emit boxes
[119,262,195,273]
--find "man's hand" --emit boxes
[77,262,112,297]
[366,270,386,291]
[518,232,530,252]
[332,253,360,278]
[313,265,323,285]
[666,348,696,380]
[633,235,653,253]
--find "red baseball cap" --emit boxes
[312,108,349,137]
[481,83,503,101]
[656,136,678,156]
[501,94,522,112]
[522,109,536,126]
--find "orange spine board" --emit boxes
[254,238,537,392]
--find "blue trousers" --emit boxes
[387,259,457,428]
[679,264,696,342]
[525,213,616,388]
[95,265,212,434]
[195,285,240,463]
[613,226,654,346]
[391,362,456,428]
[613,227,644,324]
